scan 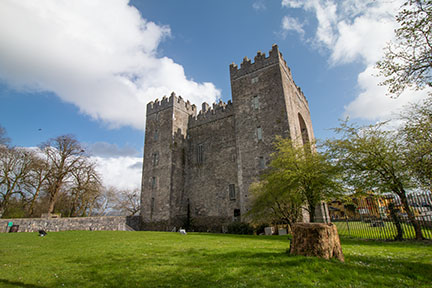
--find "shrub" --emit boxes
[227,222,254,235]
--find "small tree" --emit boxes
[326,120,424,240]
[248,137,342,225]
[377,0,432,96]
[248,180,304,228]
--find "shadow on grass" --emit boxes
[0,278,46,288]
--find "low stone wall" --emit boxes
[0,216,141,233]
[142,216,233,233]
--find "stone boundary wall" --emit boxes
[0,216,141,233]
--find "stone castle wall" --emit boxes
[141,45,317,231]
[0,216,141,233]
[186,101,238,226]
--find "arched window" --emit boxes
[298,113,310,145]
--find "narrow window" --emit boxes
[155,113,159,121]
[151,177,157,189]
[229,184,236,200]
[152,152,159,166]
[197,143,204,164]
[251,76,259,84]
[252,95,259,109]
[257,126,263,140]
[259,156,265,169]
[154,129,158,141]
[150,197,155,217]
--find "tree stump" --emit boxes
[290,223,344,262]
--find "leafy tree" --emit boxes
[326,120,424,240]
[399,97,432,190]
[248,137,342,226]
[377,0,432,96]
[248,180,304,228]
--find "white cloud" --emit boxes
[281,16,304,36]
[281,0,430,122]
[344,67,428,121]
[92,156,142,191]
[252,1,267,11]
[0,0,220,130]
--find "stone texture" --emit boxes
[0,216,141,233]
[290,223,344,262]
[141,45,316,231]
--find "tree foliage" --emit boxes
[248,137,342,226]
[399,96,432,190]
[377,0,432,96]
[326,120,424,240]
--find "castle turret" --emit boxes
[141,92,196,230]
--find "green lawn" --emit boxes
[0,231,431,287]
[334,221,432,240]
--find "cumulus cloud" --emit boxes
[281,0,429,122]
[344,67,429,121]
[0,0,220,130]
[92,156,142,191]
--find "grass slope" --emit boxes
[0,231,431,287]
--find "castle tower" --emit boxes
[141,45,322,231]
[141,92,196,230]
[230,44,315,220]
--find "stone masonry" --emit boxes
[0,216,141,233]
[141,45,320,232]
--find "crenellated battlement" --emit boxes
[188,100,234,128]
[230,44,292,80]
[146,92,197,116]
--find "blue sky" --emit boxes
[0,0,428,190]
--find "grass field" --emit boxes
[334,221,432,240]
[0,231,431,287]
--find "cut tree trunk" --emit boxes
[290,223,344,262]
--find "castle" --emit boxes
[140,45,317,231]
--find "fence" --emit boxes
[329,193,432,240]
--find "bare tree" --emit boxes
[112,188,141,216]
[0,125,10,147]
[68,160,102,217]
[41,135,86,214]
[24,152,49,217]
[0,147,34,217]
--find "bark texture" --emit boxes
[290,223,344,262]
